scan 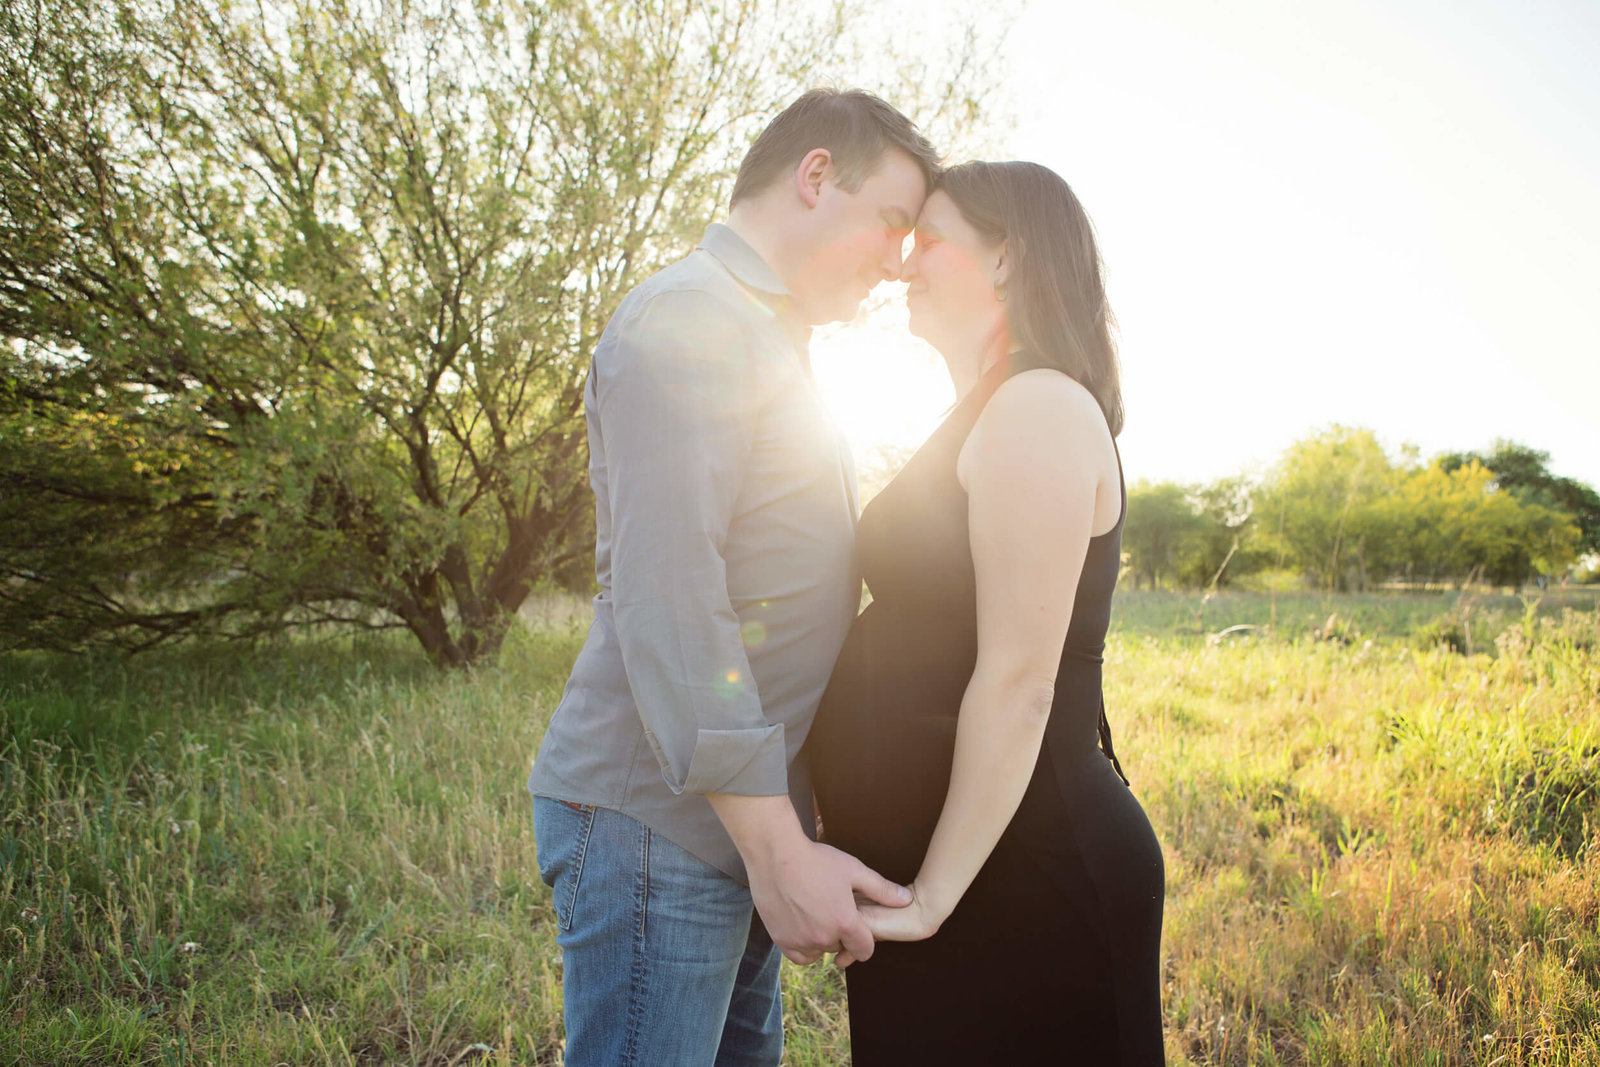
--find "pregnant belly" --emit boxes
[808,604,975,884]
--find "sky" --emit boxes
[810,0,1600,491]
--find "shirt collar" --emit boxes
[697,223,790,298]
[697,223,813,366]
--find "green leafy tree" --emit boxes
[1121,476,1262,591]
[1256,426,1400,591]
[1174,474,1260,589]
[1395,461,1579,587]
[1440,441,1600,560]
[0,0,1003,664]
[1123,480,1208,590]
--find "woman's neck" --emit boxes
[944,328,1013,402]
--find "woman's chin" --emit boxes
[905,308,932,343]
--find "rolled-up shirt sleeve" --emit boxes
[596,287,789,797]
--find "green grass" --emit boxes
[1111,586,1600,647]
[3,593,1598,1065]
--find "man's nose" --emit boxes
[880,239,905,282]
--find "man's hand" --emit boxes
[750,837,912,965]
[709,793,911,966]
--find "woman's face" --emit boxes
[901,190,1005,353]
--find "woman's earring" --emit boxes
[993,278,1007,303]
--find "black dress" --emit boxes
[807,365,1166,1066]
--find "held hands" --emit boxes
[832,881,947,968]
[748,838,912,965]
[707,793,913,967]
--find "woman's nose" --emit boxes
[899,247,919,284]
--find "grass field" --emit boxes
[3,590,1598,1064]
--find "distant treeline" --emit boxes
[1124,429,1600,592]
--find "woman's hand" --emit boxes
[832,883,946,967]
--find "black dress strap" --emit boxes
[1097,699,1130,787]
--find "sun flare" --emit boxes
[809,284,955,480]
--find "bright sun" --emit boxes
[808,283,954,481]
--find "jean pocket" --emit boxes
[534,798,597,933]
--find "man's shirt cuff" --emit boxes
[679,723,789,796]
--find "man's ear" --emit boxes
[795,148,833,209]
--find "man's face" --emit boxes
[790,149,927,325]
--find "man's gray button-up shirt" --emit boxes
[528,224,860,884]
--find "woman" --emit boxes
[807,161,1165,1065]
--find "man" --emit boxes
[528,88,940,1065]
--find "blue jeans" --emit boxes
[532,796,783,1067]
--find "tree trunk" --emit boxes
[395,574,468,669]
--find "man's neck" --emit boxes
[725,205,798,302]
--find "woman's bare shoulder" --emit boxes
[966,368,1110,462]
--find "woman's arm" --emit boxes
[847,370,1115,956]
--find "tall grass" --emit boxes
[2,594,1596,1064]
[1,633,582,1065]
[1117,619,1600,1064]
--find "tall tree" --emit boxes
[1440,441,1600,559]
[1255,426,1399,591]
[0,0,1004,664]
[1123,481,1207,590]
[1176,474,1258,589]
[1380,460,1581,587]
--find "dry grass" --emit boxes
[1115,624,1600,1065]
